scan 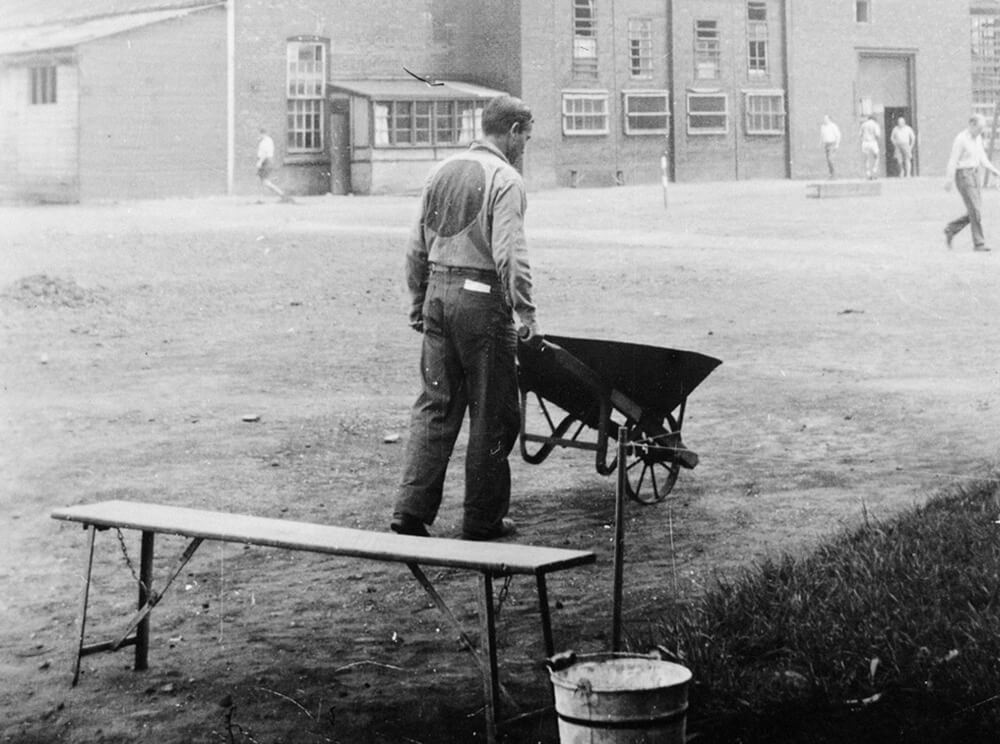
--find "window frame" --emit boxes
[286,38,328,154]
[694,19,721,81]
[573,0,598,79]
[627,17,654,80]
[686,90,729,135]
[743,89,786,135]
[373,99,485,148]
[29,65,57,105]
[561,91,610,136]
[747,2,768,78]
[855,0,872,24]
[622,90,670,136]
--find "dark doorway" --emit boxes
[329,110,351,194]
[883,106,913,178]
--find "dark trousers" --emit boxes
[394,268,520,535]
[824,144,836,178]
[946,168,985,248]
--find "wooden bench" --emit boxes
[51,500,596,743]
[805,179,881,198]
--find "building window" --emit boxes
[856,0,871,23]
[286,39,327,152]
[29,66,57,105]
[562,92,609,135]
[573,0,598,79]
[744,90,785,134]
[687,91,728,134]
[695,20,720,80]
[628,18,653,79]
[623,91,669,135]
[747,2,768,77]
[373,99,484,147]
[972,13,1000,122]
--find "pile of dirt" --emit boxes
[2,274,106,308]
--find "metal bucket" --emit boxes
[547,652,692,744]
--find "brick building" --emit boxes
[0,0,986,200]
[785,0,969,181]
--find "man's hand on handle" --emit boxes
[518,324,544,350]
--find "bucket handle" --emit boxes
[545,650,577,672]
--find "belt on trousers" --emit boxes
[428,263,498,281]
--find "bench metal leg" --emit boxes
[136,530,154,670]
[111,536,203,654]
[72,525,97,686]
[406,564,516,744]
[535,573,555,657]
[70,529,204,684]
[478,572,500,744]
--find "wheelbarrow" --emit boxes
[517,335,721,504]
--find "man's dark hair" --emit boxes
[482,95,533,136]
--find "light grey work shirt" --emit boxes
[405,140,538,334]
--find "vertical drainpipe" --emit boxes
[226,0,235,195]
[666,0,674,182]
[782,0,792,178]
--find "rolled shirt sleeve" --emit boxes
[404,195,431,329]
[490,177,537,333]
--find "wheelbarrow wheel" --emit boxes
[623,420,681,504]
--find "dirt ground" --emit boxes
[2,176,999,743]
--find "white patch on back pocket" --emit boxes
[463,279,491,294]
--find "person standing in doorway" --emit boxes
[820,115,842,179]
[256,128,291,203]
[944,113,1000,252]
[391,95,542,541]
[890,116,916,177]
[859,115,881,180]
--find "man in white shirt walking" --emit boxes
[256,128,291,203]
[890,116,916,177]
[944,114,1000,252]
[859,115,881,180]
[820,115,841,179]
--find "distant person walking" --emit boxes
[859,115,881,179]
[256,128,291,203]
[944,113,1000,252]
[890,116,916,177]
[820,115,842,179]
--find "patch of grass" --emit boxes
[641,480,1000,743]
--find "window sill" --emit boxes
[284,153,329,165]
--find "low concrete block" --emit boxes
[805,180,881,198]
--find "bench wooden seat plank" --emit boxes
[51,500,593,575]
[52,500,596,744]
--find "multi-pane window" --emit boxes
[744,91,785,134]
[695,20,720,80]
[286,40,326,152]
[747,2,768,77]
[573,0,598,78]
[856,0,871,23]
[972,13,1000,122]
[562,92,609,135]
[628,18,653,79]
[623,92,670,135]
[373,100,484,146]
[29,66,57,105]
[687,92,728,134]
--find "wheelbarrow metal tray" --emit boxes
[518,334,721,423]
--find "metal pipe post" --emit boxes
[612,427,627,652]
